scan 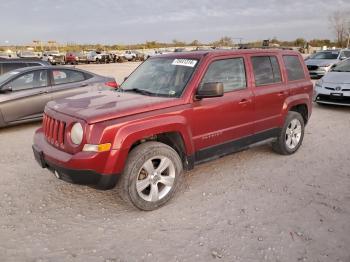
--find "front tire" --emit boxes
[272,111,305,155]
[119,142,183,211]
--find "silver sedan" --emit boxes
[0,66,117,127]
[314,58,350,106]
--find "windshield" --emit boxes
[310,51,339,60]
[120,58,198,97]
[331,59,350,72]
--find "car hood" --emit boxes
[322,71,350,84]
[47,90,180,124]
[305,59,338,67]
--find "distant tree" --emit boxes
[294,38,306,47]
[172,39,186,47]
[309,39,332,47]
[212,36,234,47]
[190,40,201,46]
[329,10,347,47]
[270,37,279,44]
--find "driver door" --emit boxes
[0,69,50,123]
[190,56,255,160]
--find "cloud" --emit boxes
[1,0,350,44]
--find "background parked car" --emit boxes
[305,49,350,78]
[65,51,88,64]
[133,51,147,61]
[42,51,65,65]
[0,59,50,75]
[314,58,350,106]
[0,66,117,127]
[87,51,113,64]
[17,51,41,59]
[123,50,137,61]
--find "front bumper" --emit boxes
[314,86,350,106]
[314,94,350,106]
[33,131,119,189]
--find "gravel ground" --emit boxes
[0,63,349,262]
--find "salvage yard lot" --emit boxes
[0,62,349,262]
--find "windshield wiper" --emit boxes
[122,88,157,96]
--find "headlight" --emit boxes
[70,122,83,145]
[315,79,323,88]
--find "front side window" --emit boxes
[251,56,282,86]
[52,69,85,85]
[283,55,305,81]
[9,70,48,91]
[199,58,246,92]
[121,58,198,97]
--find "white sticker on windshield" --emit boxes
[172,59,197,67]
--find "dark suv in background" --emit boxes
[0,59,50,75]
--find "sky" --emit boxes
[1,0,350,45]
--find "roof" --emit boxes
[152,48,301,60]
[10,65,97,76]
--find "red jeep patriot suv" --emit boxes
[33,50,313,210]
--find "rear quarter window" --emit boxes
[283,55,306,81]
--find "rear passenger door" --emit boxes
[49,69,91,100]
[249,54,288,133]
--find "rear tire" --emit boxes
[118,142,183,211]
[272,111,305,155]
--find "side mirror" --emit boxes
[339,56,347,61]
[0,86,13,93]
[124,76,128,82]
[196,82,224,99]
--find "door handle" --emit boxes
[80,83,88,87]
[38,90,49,94]
[277,91,288,96]
[238,98,250,105]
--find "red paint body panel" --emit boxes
[33,49,313,177]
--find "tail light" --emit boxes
[105,81,118,89]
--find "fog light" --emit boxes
[83,143,111,152]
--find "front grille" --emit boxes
[307,65,318,71]
[317,94,350,105]
[42,114,66,149]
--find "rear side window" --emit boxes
[200,58,246,92]
[283,55,305,81]
[251,56,281,86]
[52,69,85,85]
